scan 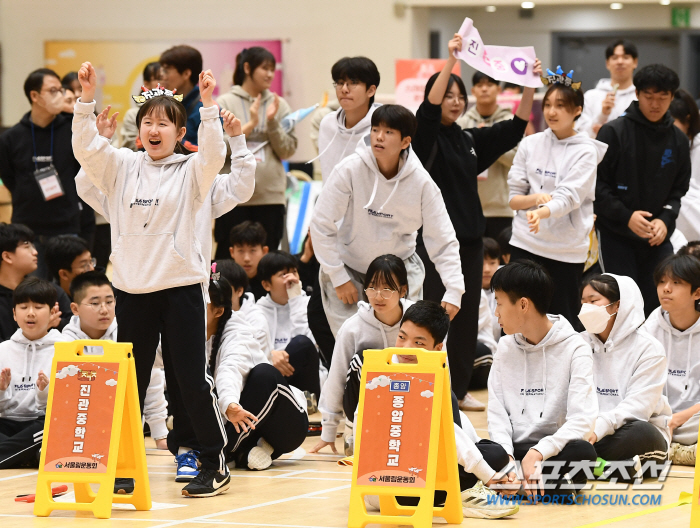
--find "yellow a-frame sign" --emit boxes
[348,347,462,528]
[34,340,151,519]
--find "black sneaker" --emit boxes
[181,469,230,497]
[114,478,135,494]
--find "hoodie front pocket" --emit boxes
[110,233,187,290]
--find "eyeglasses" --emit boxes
[333,80,362,89]
[42,87,66,96]
[81,300,115,311]
[74,258,97,272]
[365,287,398,300]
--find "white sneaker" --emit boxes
[669,442,696,466]
[461,481,519,519]
[247,438,274,470]
[459,393,486,412]
[364,494,380,511]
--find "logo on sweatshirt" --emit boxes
[661,149,674,168]
[13,383,35,392]
[130,198,160,208]
[275,337,289,348]
[519,388,545,396]
[367,209,393,219]
[470,147,477,157]
[596,387,619,397]
[669,369,686,377]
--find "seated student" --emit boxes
[645,254,700,465]
[0,277,69,469]
[0,224,71,340]
[207,273,307,471]
[256,251,321,402]
[482,237,502,342]
[229,222,269,301]
[579,273,671,478]
[470,289,498,392]
[44,235,95,299]
[488,260,598,501]
[216,259,272,357]
[365,301,519,520]
[62,271,169,452]
[311,254,413,456]
[498,226,512,265]
[311,104,464,336]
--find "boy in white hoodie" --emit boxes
[579,273,671,479]
[311,104,464,336]
[488,261,598,501]
[256,252,320,400]
[645,254,700,465]
[0,277,68,468]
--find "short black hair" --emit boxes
[216,259,248,305]
[229,221,267,249]
[401,301,450,345]
[497,226,512,260]
[371,104,417,140]
[143,62,163,83]
[490,260,553,315]
[44,235,90,282]
[605,39,639,60]
[634,64,680,95]
[332,57,381,106]
[13,277,57,308]
[257,251,298,283]
[159,45,203,85]
[61,71,79,88]
[364,254,408,293]
[472,71,499,88]
[670,89,700,143]
[0,223,34,270]
[483,237,501,261]
[234,47,276,86]
[654,254,700,294]
[503,82,522,92]
[70,271,113,305]
[424,72,468,114]
[581,274,620,304]
[23,68,61,105]
[678,241,700,260]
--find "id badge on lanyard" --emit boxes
[31,120,65,201]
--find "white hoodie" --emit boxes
[577,79,637,138]
[0,329,68,420]
[72,100,226,294]
[676,136,700,241]
[75,135,254,270]
[239,292,273,359]
[319,299,414,442]
[256,293,315,351]
[316,103,381,181]
[62,315,118,342]
[508,129,608,263]
[478,290,497,355]
[488,315,597,459]
[310,138,465,307]
[581,275,671,447]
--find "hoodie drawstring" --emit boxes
[22,341,37,382]
[363,173,401,212]
[685,334,693,393]
[379,180,400,211]
[521,346,547,418]
[144,165,164,228]
[307,128,341,164]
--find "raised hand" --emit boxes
[77,62,97,103]
[221,109,242,137]
[448,33,463,57]
[266,93,280,122]
[36,370,49,392]
[48,302,62,329]
[0,368,11,391]
[532,58,543,77]
[96,105,119,140]
[198,69,216,108]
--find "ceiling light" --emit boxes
[660,0,671,4]
[521,2,535,8]
[486,5,497,12]
[610,2,623,8]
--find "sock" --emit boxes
[178,446,193,456]
[593,457,607,478]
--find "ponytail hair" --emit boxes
[233,47,276,86]
[208,273,233,375]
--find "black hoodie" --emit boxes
[0,283,72,342]
[0,112,82,236]
[595,101,691,241]
[413,100,527,242]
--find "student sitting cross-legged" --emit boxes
[579,273,671,480]
[488,260,598,502]
[0,277,69,468]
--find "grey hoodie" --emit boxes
[316,103,381,181]
[239,292,273,359]
[581,275,671,446]
[310,138,465,307]
[0,329,68,420]
[72,100,226,294]
[319,299,414,442]
[62,315,118,342]
[488,315,597,459]
[508,129,608,263]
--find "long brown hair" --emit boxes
[135,96,191,155]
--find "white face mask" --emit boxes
[578,302,616,334]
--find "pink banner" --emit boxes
[455,18,541,88]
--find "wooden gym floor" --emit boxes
[0,388,694,528]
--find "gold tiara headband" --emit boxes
[540,66,582,91]
[132,83,184,104]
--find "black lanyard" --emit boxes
[30,119,54,171]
